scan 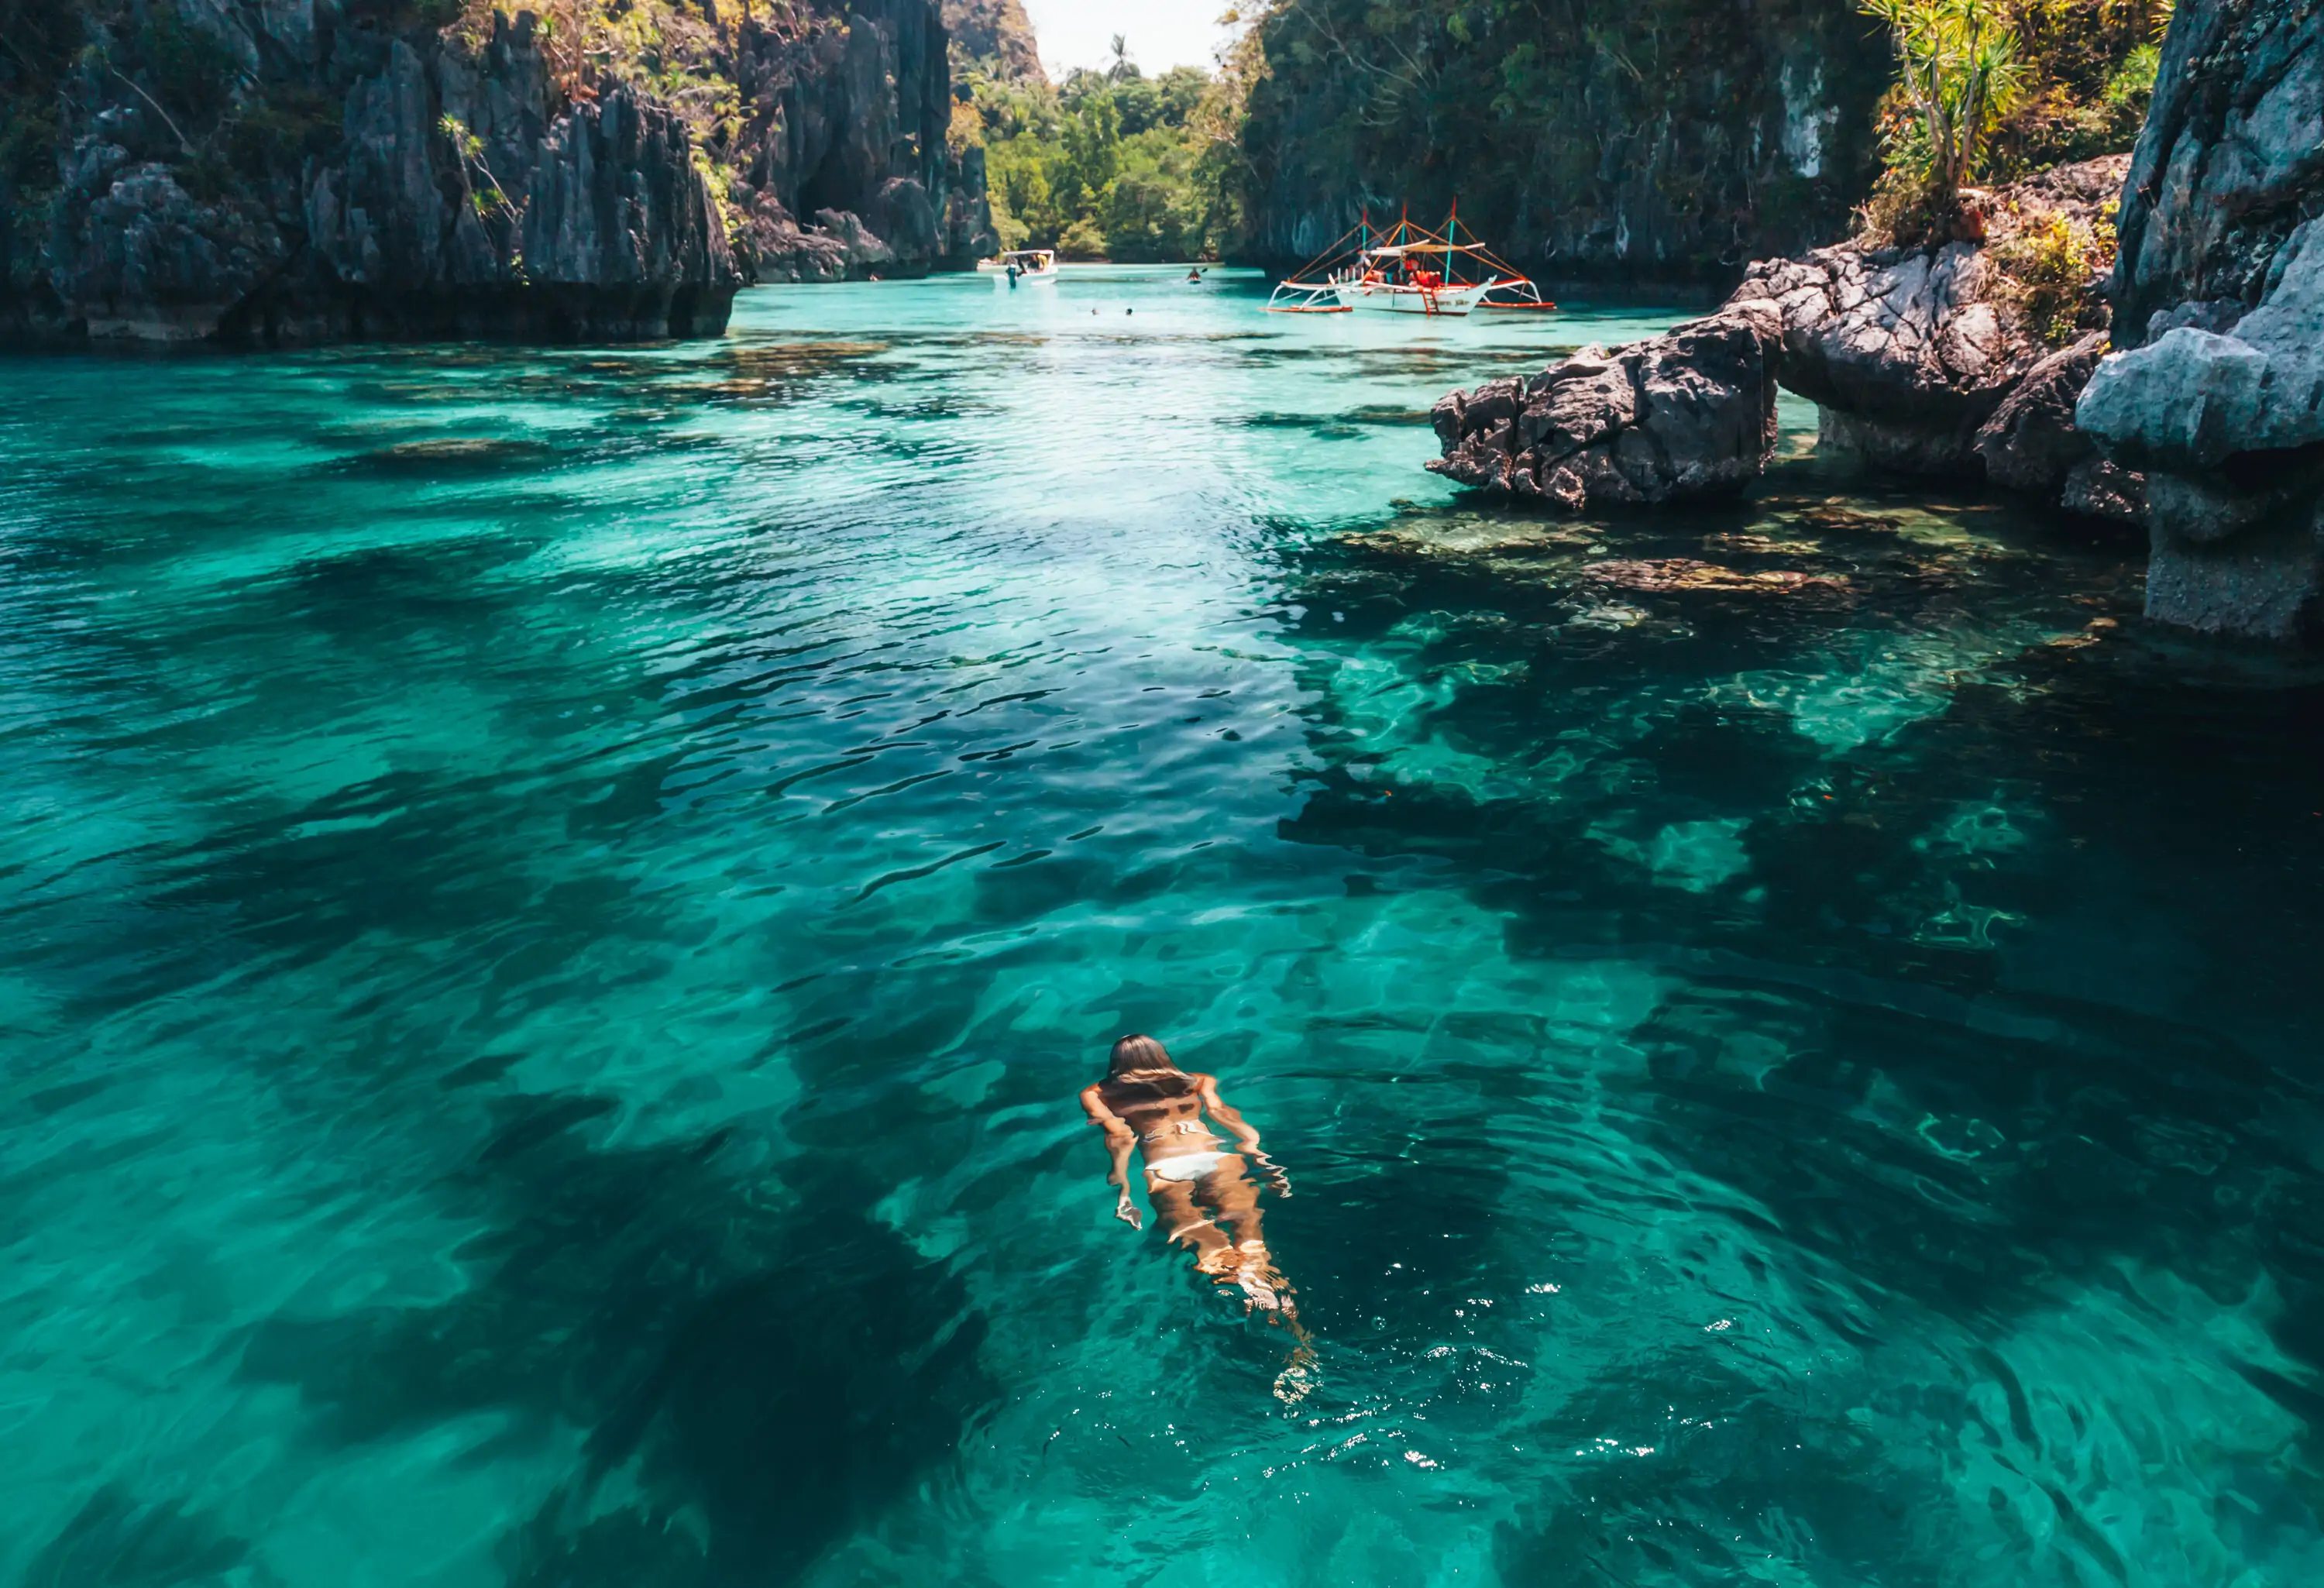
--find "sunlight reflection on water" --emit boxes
[3,267,2323,1588]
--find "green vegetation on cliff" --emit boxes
[1855,0,2168,244]
[952,46,1245,260]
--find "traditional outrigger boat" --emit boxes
[1265,209,1555,318]
[981,248,1059,288]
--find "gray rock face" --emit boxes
[727,2,995,281]
[6,0,989,345]
[1428,301,1783,510]
[50,164,283,342]
[1738,242,2028,473]
[521,88,738,336]
[1976,334,2151,524]
[2108,0,2324,343]
[1726,156,2131,490]
[1240,0,1893,287]
[2075,0,2324,641]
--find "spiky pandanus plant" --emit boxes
[1860,0,2030,210]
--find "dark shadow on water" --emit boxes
[23,1486,251,1588]
[239,1093,994,1586]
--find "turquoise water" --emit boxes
[5,265,2324,1587]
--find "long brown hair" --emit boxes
[1105,1034,1195,1099]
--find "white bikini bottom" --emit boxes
[1147,1151,1233,1184]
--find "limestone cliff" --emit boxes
[0,0,993,346]
[1238,0,1894,286]
[729,0,996,282]
[2075,0,2324,641]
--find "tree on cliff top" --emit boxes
[1858,0,2172,242]
[1860,0,2030,207]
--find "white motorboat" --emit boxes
[986,249,1059,288]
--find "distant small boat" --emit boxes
[983,249,1059,288]
[1267,209,1554,318]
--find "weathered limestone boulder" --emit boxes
[1428,301,1783,510]
[2075,0,2324,641]
[1973,331,2147,520]
[1727,156,2129,490]
[1734,240,2030,474]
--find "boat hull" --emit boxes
[994,269,1060,288]
[1332,280,1488,316]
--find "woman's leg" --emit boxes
[1199,1159,1290,1310]
[1146,1177,1235,1273]
[1201,1157,1268,1254]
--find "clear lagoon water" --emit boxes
[5,266,2324,1587]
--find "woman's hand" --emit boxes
[1115,1188,1143,1229]
[1253,1148,1292,1198]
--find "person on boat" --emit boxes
[1081,1034,1295,1312]
[1187,266,1203,282]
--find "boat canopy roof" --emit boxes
[1277,210,1536,290]
[1360,242,1490,259]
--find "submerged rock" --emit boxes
[1428,302,1783,510]
[1581,558,1853,600]
[2073,1,2324,641]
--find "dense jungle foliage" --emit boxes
[951,40,1250,261]
[1856,0,2170,243]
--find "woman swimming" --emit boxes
[1080,1035,1296,1311]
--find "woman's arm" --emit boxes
[1197,1074,1291,1196]
[1080,1085,1143,1229]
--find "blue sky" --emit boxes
[1019,0,1242,74]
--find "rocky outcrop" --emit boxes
[15,12,738,345]
[1428,301,1783,510]
[1428,156,2143,521]
[2074,0,2324,642]
[1726,155,2130,497]
[1974,332,2148,521]
[1240,0,1893,284]
[727,2,995,282]
[3,0,994,345]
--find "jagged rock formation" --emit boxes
[1239,0,1893,284]
[11,10,740,345]
[1975,332,2146,521]
[729,0,996,282]
[1430,156,2145,519]
[1727,155,2131,500]
[942,0,1045,82]
[2074,0,2324,641]
[2,0,995,345]
[1428,301,1783,510]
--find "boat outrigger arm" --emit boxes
[1265,207,1556,318]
